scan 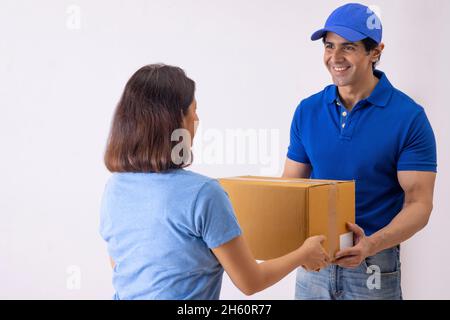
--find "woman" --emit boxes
[100,64,330,299]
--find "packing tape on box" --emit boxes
[328,182,338,256]
[225,177,327,185]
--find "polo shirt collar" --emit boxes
[324,70,394,108]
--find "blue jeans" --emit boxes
[295,246,402,300]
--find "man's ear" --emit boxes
[372,43,385,62]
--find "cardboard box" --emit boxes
[218,176,355,260]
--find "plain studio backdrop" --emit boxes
[1,0,449,299]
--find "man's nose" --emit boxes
[331,50,345,63]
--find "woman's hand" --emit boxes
[299,235,330,272]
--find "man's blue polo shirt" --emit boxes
[287,70,437,236]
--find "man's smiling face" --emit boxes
[323,32,375,87]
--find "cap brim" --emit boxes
[311,26,367,42]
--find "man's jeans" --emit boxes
[295,246,402,300]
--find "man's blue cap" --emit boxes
[311,3,382,44]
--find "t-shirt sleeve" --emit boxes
[99,182,112,242]
[192,180,242,249]
[287,102,311,164]
[397,109,437,172]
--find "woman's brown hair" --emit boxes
[104,64,195,172]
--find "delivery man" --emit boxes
[282,3,437,299]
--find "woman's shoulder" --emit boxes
[106,170,212,184]
[176,169,213,183]
[176,170,224,194]
[103,170,224,200]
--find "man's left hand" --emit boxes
[333,222,377,268]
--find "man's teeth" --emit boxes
[334,67,349,71]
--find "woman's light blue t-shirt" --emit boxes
[99,169,241,300]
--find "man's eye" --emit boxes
[345,46,355,51]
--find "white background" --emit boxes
[1,0,449,299]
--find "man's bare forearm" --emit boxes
[367,201,432,256]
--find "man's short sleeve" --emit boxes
[397,109,437,172]
[193,180,242,249]
[287,103,311,164]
